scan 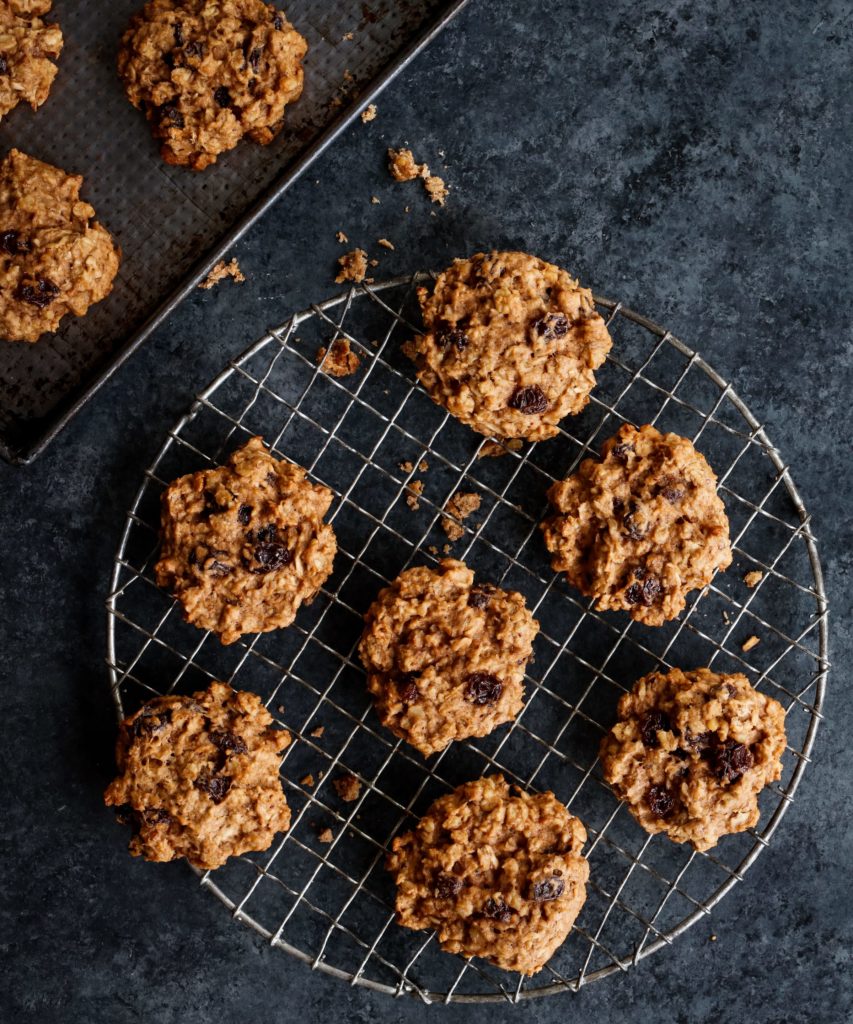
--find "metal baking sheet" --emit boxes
[0,0,469,464]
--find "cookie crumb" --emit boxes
[387,147,428,181]
[710,934,718,942]
[370,195,380,204]
[318,827,334,844]
[277,705,285,714]
[399,460,414,473]
[335,248,368,283]
[361,103,377,123]
[333,773,362,802]
[369,258,379,267]
[406,479,424,510]
[423,174,448,205]
[442,544,451,554]
[199,258,246,290]
[377,237,395,250]
[300,774,315,787]
[442,491,481,541]
[418,459,429,472]
[335,230,349,244]
[316,337,360,377]
[310,726,325,738]
[428,545,439,555]
[722,610,731,625]
[744,570,763,588]
[478,438,523,459]
[741,635,761,652]
[342,31,354,40]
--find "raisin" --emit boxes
[237,503,252,525]
[435,874,462,898]
[531,877,564,902]
[131,706,172,739]
[0,230,30,255]
[435,324,468,351]
[467,584,496,609]
[640,709,671,748]
[250,542,291,574]
[266,471,277,486]
[641,574,662,605]
[625,583,643,605]
[15,277,59,308]
[0,57,8,76]
[662,484,685,503]
[273,13,284,30]
[611,442,635,463]
[623,506,646,540]
[712,740,754,783]
[214,85,232,108]
[647,785,674,818]
[184,40,204,59]
[138,807,172,827]
[161,103,184,128]
[533,313,569,339]
[173,21,184,46]
[244,45,263,74]
[508,384,549,414]
[163,52,174,70]
[208,559,232,577]
[612,497,625,515]
[253,523,277,544]
[482,897,514,922]
[194,772,232,804]
[209,730,248,756]
[464,672,502,706]
[684,730,713,753]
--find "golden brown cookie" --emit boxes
[387,775,589,975]
[541,423,732,625]
[0,149,120,342]
[104,681,291,869]
[154,436,337,645]
[359,560,538,757]
[599,667,786,851]
[405,251,612,441]
[0,1,63,120]
[118,0,307,170]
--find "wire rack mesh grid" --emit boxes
[106,272,828,1004]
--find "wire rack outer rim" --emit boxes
[105,272,830,1005]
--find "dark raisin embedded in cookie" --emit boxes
[387,775,589,975]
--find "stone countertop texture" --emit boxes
[1,0,851,1021]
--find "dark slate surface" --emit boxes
[2,1,851,1020]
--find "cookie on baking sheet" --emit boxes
[0,1,63,120]
[599,667,786,851]
[0,149,120,342]
[404,251,612,441]
[118,0,307,170]
[387,775,589,975]
[541,423,731,625]
[154,435,337,645]
[358,559,538,757]
[104,681,291,869]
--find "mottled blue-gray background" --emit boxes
[2,1,851,1021]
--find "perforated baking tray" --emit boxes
[0,0,469,464]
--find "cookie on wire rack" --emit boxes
[104,682,291,869]
[404,251,612,441]
[0,1,63,120]
[359,559,539,756]
[541,423,732,625]
[599,667,786,851]
[387,774,589,975]
[118,0,307,170]
[154,435,337,645]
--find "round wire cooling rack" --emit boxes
[106,272,828,1004]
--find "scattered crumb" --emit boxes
[442,544,451,555]
[369,258,379,267]
[370,195,380,204]
[300,774,315,787]
[318,827,334,844]
[418,459,429,472]
[276,705,285,714]
[329,95,343,109]
[335,248,368,283]
[442,491,481,541]
[199,258,245,290]
[343,69,354,83]
[406,479,424,510]
[361,103,377,123]
[428,545,439,555]
[710,934,717,943]
[333,773,362,802]
[335,230,349,244]
[387,146,428,181]
[741,635,761,652]
[478,438,523,459]
[310,725,325,738]
[342,30,354,40]
[744,570,764,588]
[316,337,361,377]
[399,460,414,473]
[722,610,731,625]
[377,237,395,250]
[423,174,448,205]
[370,339,379,348]
[404,205,410,213]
